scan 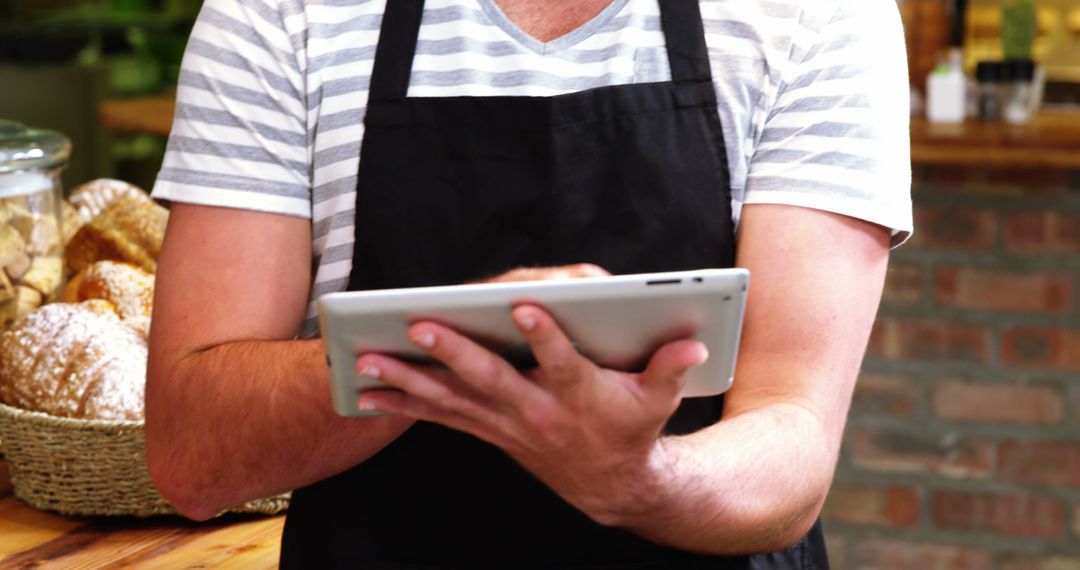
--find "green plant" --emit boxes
[1002,0,1036,60]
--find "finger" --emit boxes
[565,263,610,278]
[637,339,709,399]
[357,389,512,449]
[511,304,592,389]
[469,267,534,284]
[479,263,610,284]
[499,267,552,282]
[356,354,502,423]
[405,322,537,406]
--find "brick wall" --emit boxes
[824,165,1080,569]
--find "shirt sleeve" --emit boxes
[151,0,312,219]
[743,0,913,247]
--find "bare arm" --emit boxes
[617,204,890,552]
[354,204,889,554]
[145,204,413,521]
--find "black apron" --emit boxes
[282,1,828,567]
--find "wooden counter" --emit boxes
[0,495,285,568]
[911,111,1080,168]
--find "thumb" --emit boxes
[638,339,709,397]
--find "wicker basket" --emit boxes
[0,402,289,517]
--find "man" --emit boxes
[146,0,912,567]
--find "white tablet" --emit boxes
[318,268,749,417]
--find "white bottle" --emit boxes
[926,48,966,124]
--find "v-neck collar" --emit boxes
[476,0,631,55]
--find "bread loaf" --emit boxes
[0,301,146,420]
[65,197,168,274]
[67,179,151,224]
[61,200,83,246]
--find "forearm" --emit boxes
[616,401,835,555]
[145,337,412,520]
[606,205,887,555]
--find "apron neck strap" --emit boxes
[659,0,713,83]
[369,0,425,102]
[368,0,712,101]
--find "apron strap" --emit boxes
[659,0,713,83]
[369,0,712,101]
[369,0,425,102]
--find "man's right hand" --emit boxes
[472,263,610,284]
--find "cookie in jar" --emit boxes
[0,121,70,327]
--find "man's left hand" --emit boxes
[354,305,708,525]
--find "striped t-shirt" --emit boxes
[152,0,913,338]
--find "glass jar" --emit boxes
[0,120,70,327]
[975,61,1004,122]
[1004,59,1036,125]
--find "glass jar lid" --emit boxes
[0,120,71,174]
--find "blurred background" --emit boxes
[827,1,1080,569]
[1,0,1079,569]
[0,0,197,191]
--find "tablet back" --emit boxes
[319,268,748,416]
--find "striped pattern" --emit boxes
[151,0,913,337]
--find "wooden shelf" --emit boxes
[98,95,177,137]
[911,111,1080,168]
[97,95,1080,169]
